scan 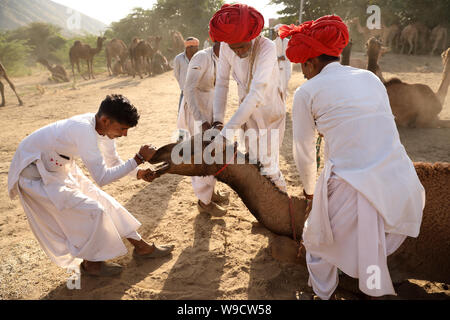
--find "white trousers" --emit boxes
[305,175,406,299]
[17,164,142,269]
[177,107,216,205]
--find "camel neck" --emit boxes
[437,62,450,105]
[215,163,306,237]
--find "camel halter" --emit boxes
[214,148,238,177]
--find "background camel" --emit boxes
[347,17,384,45]
[400,24,419,55]
[384,47,450,127]
[413,22,431,55]
[152,50,172,75]
[430,25,448,56]
[366,37,386,82]
[341,37,388,78]
[148,136,450,286]
[36,58,69,83]
[129,36,162,79]
[383,24,401,52]
[105,39,128,77]
[69,36,106,81]
[169,30,185,58]
[0,61,23,107]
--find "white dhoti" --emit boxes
[304,175,406,299]
[177,104,216,205]
[17,163,142,269]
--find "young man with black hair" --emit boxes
[8,94,174,277]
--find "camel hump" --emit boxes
[384,78,403,85]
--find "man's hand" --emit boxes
[137,169,159,182]
[278,56,286,61]
[138,144,157,162]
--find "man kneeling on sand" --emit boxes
[8,94,174,277]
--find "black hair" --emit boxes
[317,54,340,62]
[97,94,140,127]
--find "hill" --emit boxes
[0,0,107,36]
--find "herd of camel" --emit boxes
[347,18,448,56]
[67,29,185,81]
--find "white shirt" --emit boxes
[183,47,218,123]
[213,36,285,131]
[173,51,190,91]
[293,62,425,243]
[8,113,138,199]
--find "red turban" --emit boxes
[279,15,349,64]
[209,3,264,44]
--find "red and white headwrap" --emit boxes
[184,37,199,48]
[278,15,349,64]
[209,3,264,44]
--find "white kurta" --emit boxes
[178,47,218,204]
[8,113,142,268]
[174,51,190,91]
[274,37,292,100]
[213,36,287,189]
[292,62,425,298]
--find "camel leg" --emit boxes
[3,74,23,106]
[90,58,95,79]
[77,61,86,80]
[137,57,143,79]
[106,53,112,76]
[71,62,76,82]
[0,80,5,107]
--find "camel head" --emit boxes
[149,132,247,178]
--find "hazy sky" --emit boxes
[51,0,285,26]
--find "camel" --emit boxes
[0,61,23,107]
[168,30,185,58]
[105,39,128,76]
[37,58,69,83]
[341,37,388,81]
[400,24,419,55]
[382,24,401,52]
[430,25,448,56]
[341,40,365,68]
[366,37,386,82]
[413,22,431,55]
[147,135,450,290]
[152,50,172,75]
[112,58,133,76]
[129,36,162,79]
[69,36,106,80]
[347,17,384,45]
[383,48,450,128]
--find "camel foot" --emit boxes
[18,101,23,106]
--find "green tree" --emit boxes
[6,22,67,63]
[0,32,32,76]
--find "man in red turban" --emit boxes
[207,3,287,192]
[286,15,424,300]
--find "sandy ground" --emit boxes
[0,51,449,300]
